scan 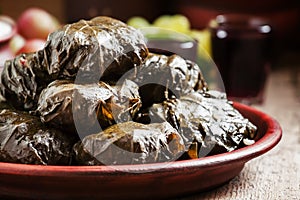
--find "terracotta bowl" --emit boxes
[0,102,282,200]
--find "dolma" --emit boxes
[34,79,141,137]
[146,90,257,158]
[73,121,185,165]
[0,106,77,165]
[0,15,259,166]
[126,53,208,108]
[0,16,148,110]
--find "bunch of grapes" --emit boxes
[127,14,211,56]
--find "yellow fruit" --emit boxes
[170,14,191,34]
[127,16,150,29]
[153,14,191,34]
[153,15,172,28]
[190,29,212,57]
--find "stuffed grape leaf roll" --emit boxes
[126,53,208,108]
[0,16,148,110]
[0,104,78,165]
[73,121,185,165]
[34,79,141,137]
[145,90,257,158]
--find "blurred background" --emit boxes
[1,0,299,59]
[0,0,300,103]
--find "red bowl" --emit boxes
[0,102,282,200]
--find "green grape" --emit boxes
[170,14,191,34]
[127,16,150,29]
[153,14,191,34]
[190,29,212,57]
[153,15,172,29]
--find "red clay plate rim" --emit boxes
[0,102,282,175]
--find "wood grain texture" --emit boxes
[177,68,300,199]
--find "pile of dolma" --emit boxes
[0,16,257,166]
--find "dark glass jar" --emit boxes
[209,14,272,104]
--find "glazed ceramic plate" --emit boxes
[0,102,282,200]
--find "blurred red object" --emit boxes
[177,0,300,66]
[177,0,300,49]
[209,14,272,104]
[17,7,60,40]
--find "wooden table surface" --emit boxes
[178,65,300,199]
